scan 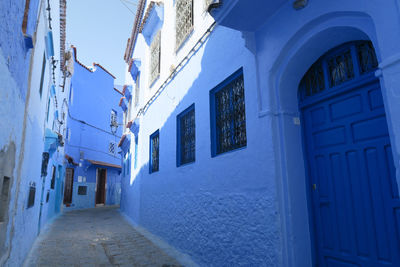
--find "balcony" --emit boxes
[209,0,288,32]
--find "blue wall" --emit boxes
[0,0,39,99]
[121,0,400,266]
[0,0,67,265]
[64,51,122,210]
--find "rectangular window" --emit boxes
[27,182,36,208]
[77,186,87,195]
[135,73,140,107]
[177,104,195,166]
[150,31,161,86]
[50,165,56,189]
[149,130,159,173]
[176,0,193,50]
[39,53,46,98]
[109,142,116,155]
[210,68,246,156]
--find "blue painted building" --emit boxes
[120,0,400,266]
[63,46,122,210]
[0,0,68,265]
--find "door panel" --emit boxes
[63,168,74,204]
[299,41,400,267]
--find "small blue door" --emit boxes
[299,41,400,267]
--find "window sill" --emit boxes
[212,145,247,158]
[177,160,195,168]
[149,75,160,88]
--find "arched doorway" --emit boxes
[298,41,400,266]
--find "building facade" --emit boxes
[63,46,122,210]
[120,0,400,266]
[0,0,68,265]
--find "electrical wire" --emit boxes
[118,0,137,15]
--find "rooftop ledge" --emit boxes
[209,0,288,32]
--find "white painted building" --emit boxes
[120,0,400,266]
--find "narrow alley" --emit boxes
[24,207,184,267]
[3,0,400,266]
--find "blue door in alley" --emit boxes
[299,41,400,267]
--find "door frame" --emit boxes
[63,167,74,205]
[264,13,398,266]
[95,168,107,205]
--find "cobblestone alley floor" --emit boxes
[24,206,183,267]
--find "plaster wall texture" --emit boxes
[244,1,400,266]
[0,0,67,265]
[64,55,122,210]
[0,0,40,264]
[121,2,281,263]
[121,0,400,266]
[0,0,39,99]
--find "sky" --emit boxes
[67,0,137,85]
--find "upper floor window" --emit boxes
[177,104,195,166]
[109,141,116,155]
[39,53,46,98]
[210,68,247,156]
[149,130,159,173]
[150,31,161,86]
[176,0,193,50]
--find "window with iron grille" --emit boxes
[27,182,36,208]
[150,31,161,86]
[299,41,379,101]
[109,142,116,155]
[177,104,195,166]
[78,186,87,195]
[50,165,56,189]
[39,53,46,98]
[176,0,193,50]
[210,68,246,156]
[149,130,159,173]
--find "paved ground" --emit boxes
[24,206,182,267]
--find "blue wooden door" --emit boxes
[299,41,400,267]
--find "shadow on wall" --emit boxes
[120,25,281,266]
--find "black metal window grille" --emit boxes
[39,53,46,98]
[50,165,56,189]
[150,130,159,173]
[176,0,193,49]
[328,49,354,87]
[178,105,195,166]
[211,69,247,156]
[27,182,36,208]
[150,31,161,85]
[78,186,87,195]
[41,152,49,177]
[109,142,116,155]
[299,41,378,101]
[357,41,378,74]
